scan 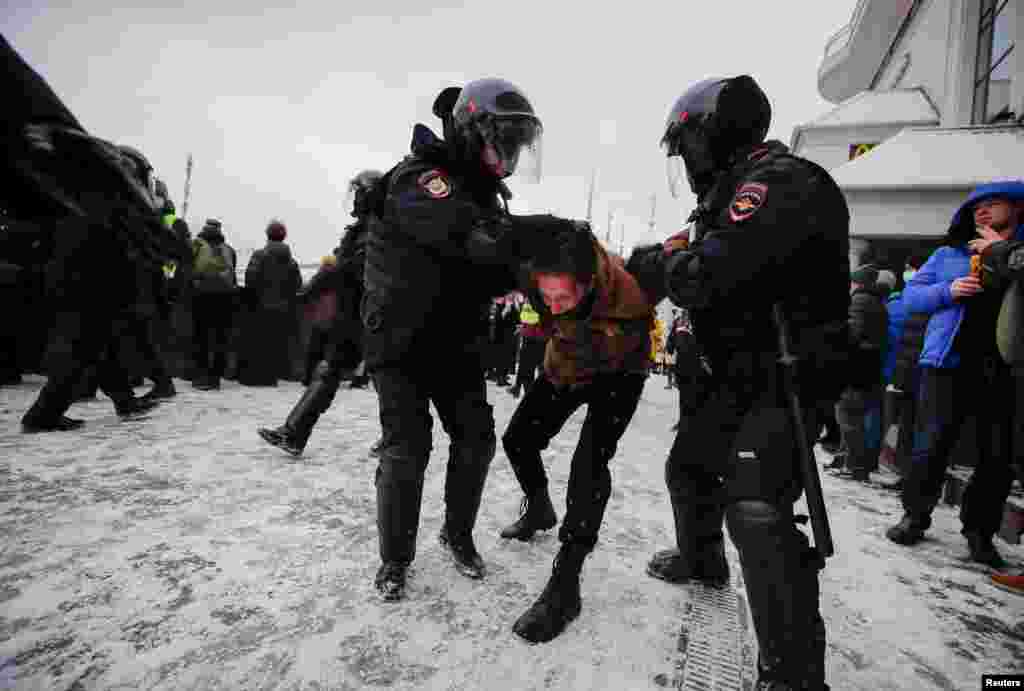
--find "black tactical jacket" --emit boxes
[362,125,518,369]
[628,141,852,402]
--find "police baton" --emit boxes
[772,303,835,559]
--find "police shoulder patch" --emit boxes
[418,169,451,199]
[728,182,767,223]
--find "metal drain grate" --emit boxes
[673,580,757,690]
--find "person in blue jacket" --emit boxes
[886,180,1024,569]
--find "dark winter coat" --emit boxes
[361,124,518,369]
[245,240,301,312]
[626,140,851,405]
[890,309,929,392]
[847,284,888,387]
[299,219,369,369]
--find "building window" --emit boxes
[973,0,1015,124]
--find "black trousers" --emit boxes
[22,310,134,424]
[502,372,646,549]
[902,363,1016,537]
[514,337,545,392]
[373,356,496,564]
[121,311,172,385]
[664,351,827,688]
[191,293,234,382]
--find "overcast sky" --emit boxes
[5,1,856,263]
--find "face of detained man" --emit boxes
[536,273,587,316]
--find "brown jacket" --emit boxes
[529,239,655,388]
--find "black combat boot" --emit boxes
[22,415,86,433]
[885,512,930,545]
[440,437,495,579]
[259,365,342,457]
[647,539,730,587]
[647,496,728,586]
[375,455,425,601]
[438,527,485,579]
[964,531,1006,569]
[141,378,176,402]
[258,426,304,457]
[374,561,409,602]
[114,395,160,418]
[499,488,557,541]
[513,543,588,643]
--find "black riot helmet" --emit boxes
[345,169,384,218]
[449,78,543,182]
[660,75,771,198]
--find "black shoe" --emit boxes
[820,440,842,454]
[645,542,730,587]
[439,528,486,579]
[258,427,304,457]
[115,397,160,418]
[886,513,930,545]
[513,547,585,643]
[22,415,86,433]
[141,381,176,402]
[1,372,23,386]
[374,561,409,601]
[964,531,1006,569]
[824,454,846,471]
[880,478,904,492]
[193,378,220,391]
[835,467,870,482]
[500,491,557,541]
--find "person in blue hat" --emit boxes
[886,180,1024,570]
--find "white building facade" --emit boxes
[792,0,1022,251]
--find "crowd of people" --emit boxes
[4,31,1024,690]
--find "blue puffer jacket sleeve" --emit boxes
[904,246,970,369]
[904,248,957,316]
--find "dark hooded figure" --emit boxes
[238,219,301,386]
[2,35,184,431]
[190,218,238,390]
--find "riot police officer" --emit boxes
[364,79,569,601]
[3,36,180,433]
[257,169,383,456]
[628,75,849,689]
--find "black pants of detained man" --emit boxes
[372,359,497,600]
[501,371,646,642]
[662,351,827,689]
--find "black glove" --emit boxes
[664,250,704,307]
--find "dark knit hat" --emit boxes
[266,219,287,242]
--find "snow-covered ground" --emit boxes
[1,374,1022,690]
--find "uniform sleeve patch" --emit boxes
[417,169,451,199]
[728,182,767,223]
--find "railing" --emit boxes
[823,0,870,57]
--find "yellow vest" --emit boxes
[520,302,540,326]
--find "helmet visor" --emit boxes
[661,123,714,196]
[665,154,687,199]
[480,116,543,182]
